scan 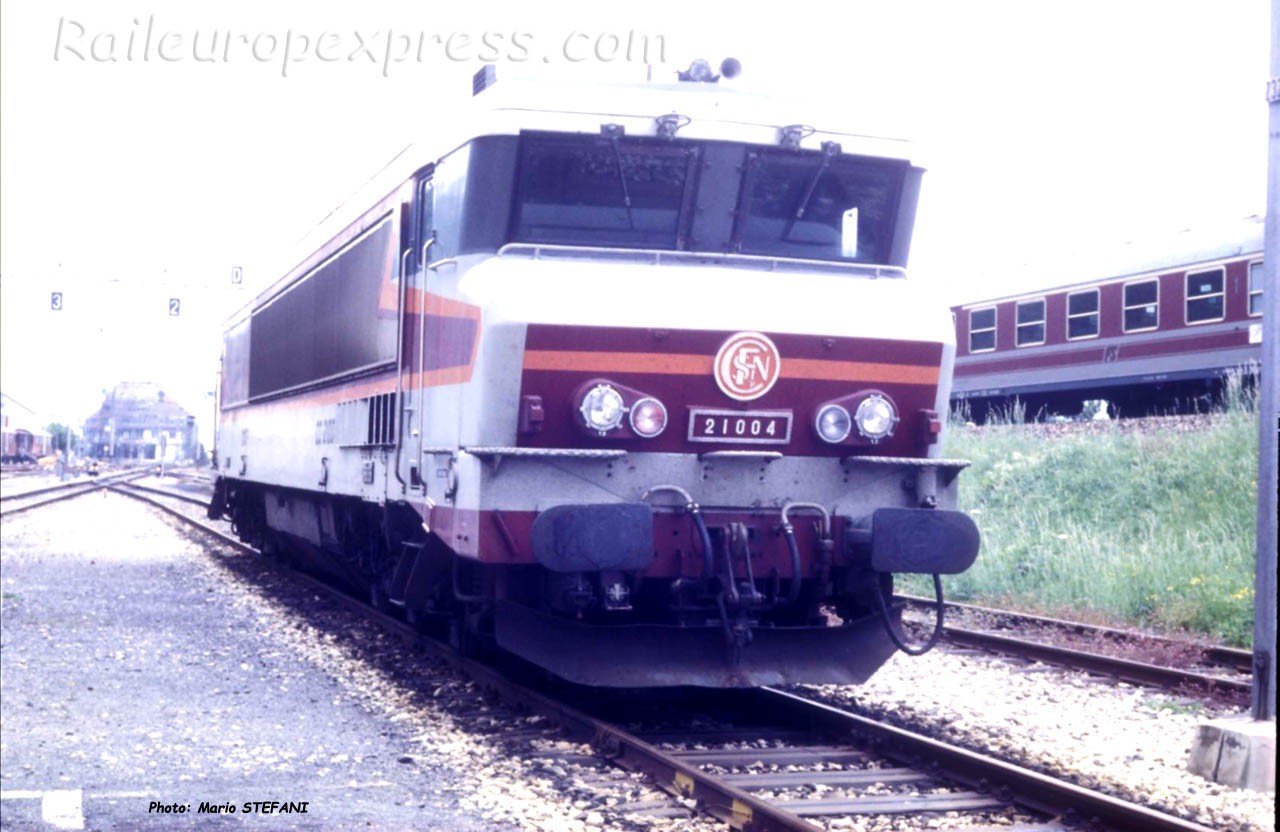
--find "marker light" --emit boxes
[579,384,625,434]
[815,404,852,443]
[854,394,898,442]
[629,397,668,438]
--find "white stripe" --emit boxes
[0,790,45,799]
[42,789,84,830]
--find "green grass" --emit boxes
[905,379,1260,647]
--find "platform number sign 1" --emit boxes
[51,291,63,311]
[231,266,243,284]
[169,298,181,317]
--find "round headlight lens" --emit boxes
[815,403,852,443]
[579,384,625,434]
[854,394,897,441]
[629,397,668,438]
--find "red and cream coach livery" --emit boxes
[951,218,1264,421]
[210,61,979,688]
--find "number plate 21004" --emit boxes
[687,409,793,444]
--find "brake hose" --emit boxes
[874,572,946,656]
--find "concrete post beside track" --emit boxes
[1188,0,1279,793]
[1252,0,1278,731]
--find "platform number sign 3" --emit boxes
[169,298,181,317]
[51,291,63,311]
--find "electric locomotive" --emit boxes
[209,61,980,687]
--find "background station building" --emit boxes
[82,382,199,462]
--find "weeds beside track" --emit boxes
[912,385,1259,648]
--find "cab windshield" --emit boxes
[510,133,698,249]
[506,134,908,265]
[732,150,905,265]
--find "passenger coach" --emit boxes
[951,219,1264,420]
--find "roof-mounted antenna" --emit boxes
[677,57,743,83]
[473,65,497,96]
[655,113,691,139]
[779,125,815,150]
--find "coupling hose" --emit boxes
[874,573,946,656]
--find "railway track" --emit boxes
[898,594,1253,701]
[0,469,149,516]
[113,479,211,507]
[84,484,1218,832]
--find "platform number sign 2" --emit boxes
[169,298,181,317]
[51,291,63,311]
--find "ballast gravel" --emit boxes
[7,486,1272,831]
[2,492,714,831]
[802,648,1275,832]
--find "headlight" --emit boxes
[815,404,852,443]
[854,394,898,442]
[629,397,668,438]
[579,384,625,434]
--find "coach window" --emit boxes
[1015,299,1046,346]
[1249,260,1264,317]
[969,307,996,352]
[1123,279,1158,332]
[1066,289,1099,339]
[1185,268,1224,324]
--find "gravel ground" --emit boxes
[0,493,707,831]
[8,486,1272,831]
[801,649,1275,832]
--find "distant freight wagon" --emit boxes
[951,218,1264,421]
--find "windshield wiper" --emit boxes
[605,132,635,231]
[781,141,841,242]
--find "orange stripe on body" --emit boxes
[783,357,939,386]
[523,350,713,375]
[522,350,939,386]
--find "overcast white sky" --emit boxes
[0,0,1270,439]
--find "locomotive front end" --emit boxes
[453,251,978,687]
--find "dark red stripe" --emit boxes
[525,325,943,366]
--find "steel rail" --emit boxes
[755,687,1215,832]
[113,480,211,507]
[939,627,1250,696]
[898,593,1254,676]
[0,484,108,516]
[111,487,1218,832]
[0,469,147,502]
[0,471,150,517]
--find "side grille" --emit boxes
[337,393,397,447]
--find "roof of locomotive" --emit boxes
[237,72,923,325]
[307,72,920,239]
[462,76,916,157]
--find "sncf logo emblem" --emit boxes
[714,332,782,401]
